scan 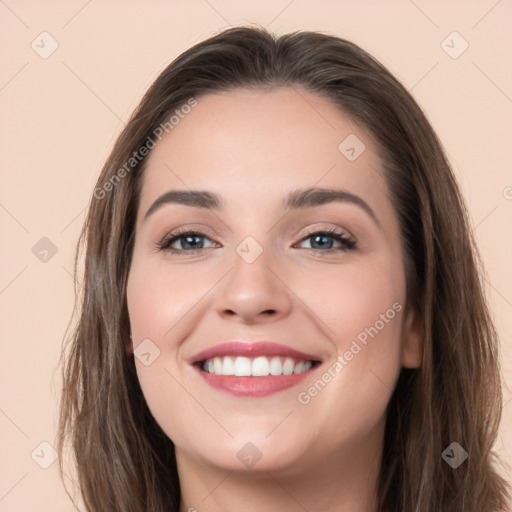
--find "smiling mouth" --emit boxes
[196,355,322,377]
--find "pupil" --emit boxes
[183,235,203,249]
[312,235,333,249]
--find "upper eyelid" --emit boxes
[164,226,351,239]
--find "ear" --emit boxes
[401,305,423,368]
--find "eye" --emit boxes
[155,227,356,255]
[155,229,217,254]
[295,227,356,252]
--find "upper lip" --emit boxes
[189,341,323,364]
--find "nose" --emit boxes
[214,248,293,324]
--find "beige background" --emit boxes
[1,1,511,510]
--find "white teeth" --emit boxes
[269,356,283,376]
[282,358,295,375]
[213,357,223,374]
[234,356,252,376]
[201,355,315,376]
[294,361,305,374]
[252,356,270,376]
[222,356,235,375]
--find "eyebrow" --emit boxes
[143,187,380,227]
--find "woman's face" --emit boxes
[126,87,421,474]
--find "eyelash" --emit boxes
[155,227,356,255]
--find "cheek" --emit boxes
[298,255,405,353]
[125,255,227,368]
[126,256,216,341]
[294,257,406,434]
[126,257,214,444]
[338,268,403,357]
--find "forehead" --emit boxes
[139,87,388,212]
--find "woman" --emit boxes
[57,25,510,512]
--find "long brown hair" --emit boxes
[57,25,510,512]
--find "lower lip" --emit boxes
[195,367,314,397]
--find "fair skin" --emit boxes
[126,87,422,512]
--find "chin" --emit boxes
[176,431,310,474]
